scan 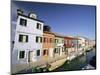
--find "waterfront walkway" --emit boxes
[12,48,94,74]
[12,55,67,74]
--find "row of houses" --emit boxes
[11,9,95,73]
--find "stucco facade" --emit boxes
[76,36,90,51]
[53,34,65,58]
[64,36,76,57]
[12,13,44,66]
[42,31,55,59]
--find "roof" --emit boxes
[43,31,55,35]
[65,36,75,39]
[64,36,80,40]
[18,14,44,23]
[53,32,65,38]
[75,36,90,40]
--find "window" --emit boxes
[20,18,27,26]
[62,40,64,43]
[55,39,58,43]
[58,48,60,55]
[44,37,46,43]
[62,47,65,52]
[19,35,28,42]
[37,23,41,30]
[69,40,72,44]
[19,51,25,58]
[43,50,48,55]
[43,50,47,55]
[36,36,42,43]
[50,38,52,43]
[65,40,68,44]
[46,38,48,43]
[54,48,58,53]
[37,50,40,56]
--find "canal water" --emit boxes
[52,48,96,72]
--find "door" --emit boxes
[28,51,34,62]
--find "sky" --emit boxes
[11,1,96,40]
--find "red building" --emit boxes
[64,36,79,57]
[64,36,75,48]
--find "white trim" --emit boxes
[18,50,26,60]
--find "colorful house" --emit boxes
[43,26,55,60]
[76,36,90,51]
[72,37,84,56]
[64,36,77,58]
[12,9,44,67]
[53,33,65,58]
[88,40,96,48]
[11,9,95,74]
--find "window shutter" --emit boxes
[26,35,28,42]
[36,36,38,42]
[40,37,42,43]
[19,35,23,42]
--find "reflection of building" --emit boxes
[53,33,65,58]
[43,25,55,60]
[12,10,44,66]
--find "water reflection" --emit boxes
[53,49,96,72]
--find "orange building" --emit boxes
[42,26,55,60]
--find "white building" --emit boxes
[12,10,44,66]
[76,36,90,52]
[78,37,86,49]
[54,33,65,57]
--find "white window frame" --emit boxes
[19,34,28,43]
[19,18,27,26]
[18,50,26,60]
[36,36,42,43]
[37,23,42,30]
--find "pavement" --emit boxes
[11,55,67,74]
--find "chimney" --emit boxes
[28,12,37,19]
[43,25,51,32]
[17,9,24,15]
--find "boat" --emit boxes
[86,48,92,52]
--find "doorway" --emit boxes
[28,51,34,62]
